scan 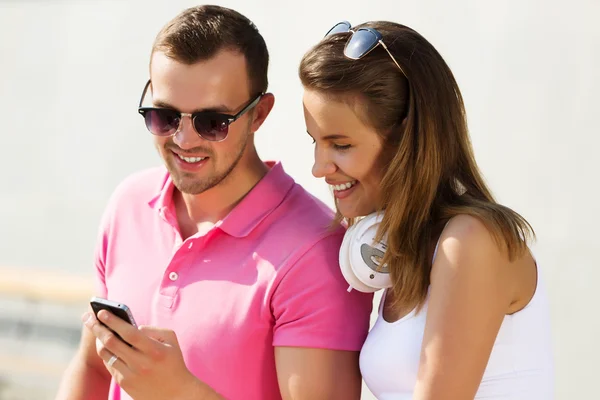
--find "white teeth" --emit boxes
[331,180,357,191]
[177,154,206,163]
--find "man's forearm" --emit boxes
[55,357,110,400]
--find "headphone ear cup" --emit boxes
[339,220,376,292]
[339,213,393,293]
[340,255,376,292]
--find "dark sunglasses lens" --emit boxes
[325,22,350,37]
[345,29,378,59]
[193,114,230,141]
[144,109,180,136]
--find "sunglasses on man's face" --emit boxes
[137,80,263,142]
[325,21,407,77]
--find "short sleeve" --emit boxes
[272,232,373,351]
[93,205,110,299]
[92,181,127,299]
[90,167,166,300]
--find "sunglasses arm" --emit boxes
[138,80,152,108]
[378,41,407,77]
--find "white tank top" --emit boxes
[359,243,554,399]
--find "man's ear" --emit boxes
[249,93,275,133]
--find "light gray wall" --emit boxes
[0,0,597,398]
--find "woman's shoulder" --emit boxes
[431,213,537,315]
[439,214,501,254]
[431,214,516,284]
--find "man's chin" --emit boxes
[171,177,202,195]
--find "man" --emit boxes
[55,5,372,400]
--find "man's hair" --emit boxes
[152,5,269,95]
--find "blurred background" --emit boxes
[0,0,598,399]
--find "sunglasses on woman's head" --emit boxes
[137,80,263,142]
[325,21,407,78]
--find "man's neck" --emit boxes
[174,154,269,238]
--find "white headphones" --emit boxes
[339,212,392,293]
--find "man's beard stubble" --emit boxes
[162,133,249,195]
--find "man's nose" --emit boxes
[172,115,202,150]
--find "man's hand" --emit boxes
[83,310,217,400]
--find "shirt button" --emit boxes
[188,242,194,249]
[169,272,179,281]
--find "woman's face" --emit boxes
[303,89,385,218]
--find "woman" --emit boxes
[298,21,554,399]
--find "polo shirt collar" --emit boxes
[147,170,175,217]
[147,161,295,238]
[218,161,294,237]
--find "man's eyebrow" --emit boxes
[152,100,233,113]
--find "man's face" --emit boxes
[147,50,257,195]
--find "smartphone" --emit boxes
[90,297,137,346]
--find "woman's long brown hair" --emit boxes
[299,21,534,312]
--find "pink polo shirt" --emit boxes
[94,161,373,400]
